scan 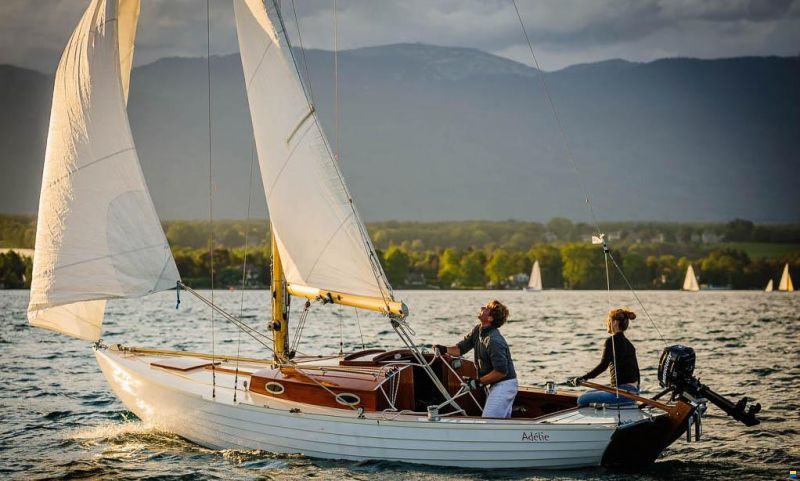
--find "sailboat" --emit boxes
[682,265,700,292]
[27,0,762,469]
[778,263,794,292]
[524,260,542,291]
[765,279,773,292]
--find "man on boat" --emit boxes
[434,300,518,418]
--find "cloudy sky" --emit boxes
[1,0,799,72]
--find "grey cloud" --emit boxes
[1,0,799,73]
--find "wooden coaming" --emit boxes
[249,363,414,411]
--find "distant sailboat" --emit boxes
[524,260,542,291]
[778,263,794,292]
[682,265,700,292]
[765,279,773,292]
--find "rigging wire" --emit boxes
[354,307,366,350]
[289,0,316,104]
[510,0,667,347]
[180,282,276,353]
[233,139,258,402]
[333,0,341,164]
[206,0,216,399]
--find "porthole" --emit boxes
[265,382,285,395]
[335,393,361,406]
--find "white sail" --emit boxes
[527,260,542,290]
[233,0,393,302]
[765,279,773,292]
[778,263,794,292]
[27,0,179,342]
[682,265,700,291]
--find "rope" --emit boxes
[206,0,216,399]
[510,0,603,237]
[511,0,669,351]
[606,252,668,346]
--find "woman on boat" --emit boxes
[571,308,640,407]
[434,300,518,418]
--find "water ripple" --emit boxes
[1,289,798,480]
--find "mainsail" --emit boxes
[765,279,773,292]
[27,0,179,341]
[682,265,700,292]
[778,263,794,292]
[527,260,542,290]
[233,0,394,303]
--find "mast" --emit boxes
[271,224,289,361]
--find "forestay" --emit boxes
[27,0,179,341]
[233,0,394,302]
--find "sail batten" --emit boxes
[27,0,179,342]
[234,0,395,305]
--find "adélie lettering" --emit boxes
[521,431,550,442]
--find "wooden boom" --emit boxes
[287,284,408,318]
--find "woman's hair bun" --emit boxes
[610,308,636,321]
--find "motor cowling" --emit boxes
[658,345,696,390]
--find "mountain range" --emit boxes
[1,43,798,222]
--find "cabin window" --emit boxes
[265,382,285,394]
[335,393,361,406]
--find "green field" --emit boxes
[713,242,800,259]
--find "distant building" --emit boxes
[510,273,529,287]
[701,231,724,244]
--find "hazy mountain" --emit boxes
[1,44,798,222]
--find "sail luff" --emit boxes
[233,0,395,304]
[27,0,179,341]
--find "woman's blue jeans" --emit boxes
[577,384,639,407]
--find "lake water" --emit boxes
[1,289,798,480]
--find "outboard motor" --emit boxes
[658,345,761,427]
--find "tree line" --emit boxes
[1,215,798,289]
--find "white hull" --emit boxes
[94,347,649,469]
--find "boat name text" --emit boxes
[521,431,550,442]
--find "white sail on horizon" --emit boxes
[765,279,773,292]
[527,260,542,290]
[27,0,179,341]
[778,263,794,292]
[233,0,394,303]
[682,264,700,292]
